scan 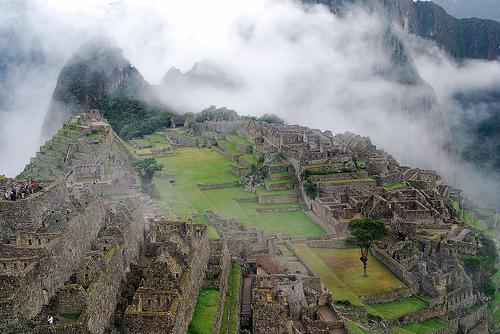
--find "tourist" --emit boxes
[20,185,26,199]
[10,187,16,201]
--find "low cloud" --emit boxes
[0,0,498,208]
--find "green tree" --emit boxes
[133,157,162,185]
[304,181,318,200]
[242,156,268,192]
[348,218,388,277]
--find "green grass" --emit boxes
[265,178,293,185]
[369,296,428,320]
[240,153,258,164]
[143,133,168,143]
[227,133,251,146]
[220,263,241,334]
[255,186,297,196]
[271,172,291,179]
[493,308,500,327]
[218,139,242,156]
[462,210,486,230]
[278,244,293,256]
[312,247,407,297]
[385,181,406,190]
[346,320,371,334]
[187,289,220,334]
[153,147,323,237]
[292,243,363,306]
[60,312,81,320]
[136,148,153,156]
[293,244,423,320]
[392,317,448,334]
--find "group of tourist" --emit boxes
[3,181,43,201]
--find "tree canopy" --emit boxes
[133,157,162,185]
[348,218,388,276]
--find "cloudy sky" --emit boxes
[0,0,499,207]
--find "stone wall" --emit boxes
[303,240,348,248]
[371,244,419,294]
[373,172,403,186]
[81,200,143,334]
[211,241,231,334]
[318,179,377,193]
[359,288,412,304]
[1,197,107,331]
[196,182,239,190]
[58,285,88,314]
[257,193,298,204]
[309,171,369,182]
[385,306,442,327]
[0,181,68,240]
[124,225,210,334]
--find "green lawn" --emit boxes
[369,296,428,320]
[385,181,406,190]
[255,186,297,196]
[154,148,324,237]
[391,317,448,333]
[188,289,220,334]
[312,247,407,297]
[346,320,371,334]
[226,133,252,147]
[240,153,258,164]
[292,243,363,306]
[292,244,424,320]
[218,139,242,156]
[220,263,241,334]
[462,210,486,230]
[271,172,291,179]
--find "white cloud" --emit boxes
[0,0,499,208]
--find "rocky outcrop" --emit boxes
[303,0,500,60]
[41,37,147,139]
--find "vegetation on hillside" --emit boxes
[461,233,498,296]
[258,113,284,124]
[194,105,238,122]
[98,87,174,140]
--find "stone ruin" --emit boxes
[0,113,216,334]
[124,218,210,334]
[0,111,497,333]
[179,116,493,333]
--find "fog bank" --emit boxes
[0,0,499,207]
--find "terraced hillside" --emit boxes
[129,129,325,238]
[20,116,133,182]
[290,242,447,333]
[125,119,494,334]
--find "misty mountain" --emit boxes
[432,0,500,22]
[41,37,149,139]
[37,0,499,198]
[162,61,244,90]
[452,88,500,173]
[0,2,47,110]
[304,0,500,60]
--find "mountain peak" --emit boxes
[41,36,147,139]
